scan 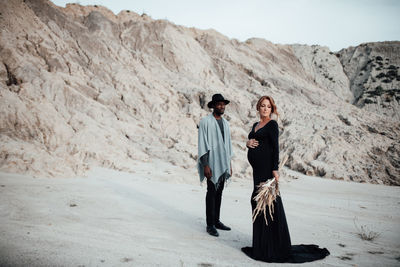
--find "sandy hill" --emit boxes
[0,0,399,185]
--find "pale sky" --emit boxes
[51,0,399,52]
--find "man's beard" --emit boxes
[214,109,224,116]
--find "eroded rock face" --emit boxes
[291,44,353,102]
[0,0,399,185]
[337,42,400,120]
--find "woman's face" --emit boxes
[259,98,272,118]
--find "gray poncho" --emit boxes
[198,114,234,185]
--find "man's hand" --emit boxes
[204,165,212,180]
[246,139,259,148]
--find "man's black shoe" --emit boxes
[215,221,231,231]
[206,226,219,237]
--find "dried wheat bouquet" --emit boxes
[252,154,288,225]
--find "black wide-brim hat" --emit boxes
[207,93,230,108]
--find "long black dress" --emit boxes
[241,120,330,263]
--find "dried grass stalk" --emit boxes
[252,154,288,225]
[353,217,380,241]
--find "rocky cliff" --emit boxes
[1,0,399,185]
[336,42,400,120]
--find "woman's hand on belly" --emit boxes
[246,138,259,148]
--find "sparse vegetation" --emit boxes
[386,88,399,96]
[354,217,380,241]
[387,70,397,78]
[363,98,375,104]
[357,225,380,241]
[376,73,385,79]
[375,86,383,93]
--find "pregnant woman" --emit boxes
[241,95,329,263]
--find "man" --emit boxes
[198,93,234,237]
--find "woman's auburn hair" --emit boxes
[256,95,279,117]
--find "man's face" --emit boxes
[213,101,226,115]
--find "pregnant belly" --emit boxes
[247,144,272,166]
[248,147,273,181]
[247,147,263,166]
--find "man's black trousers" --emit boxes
[206,177,225,226]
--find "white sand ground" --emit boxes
[0,160,399,267]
